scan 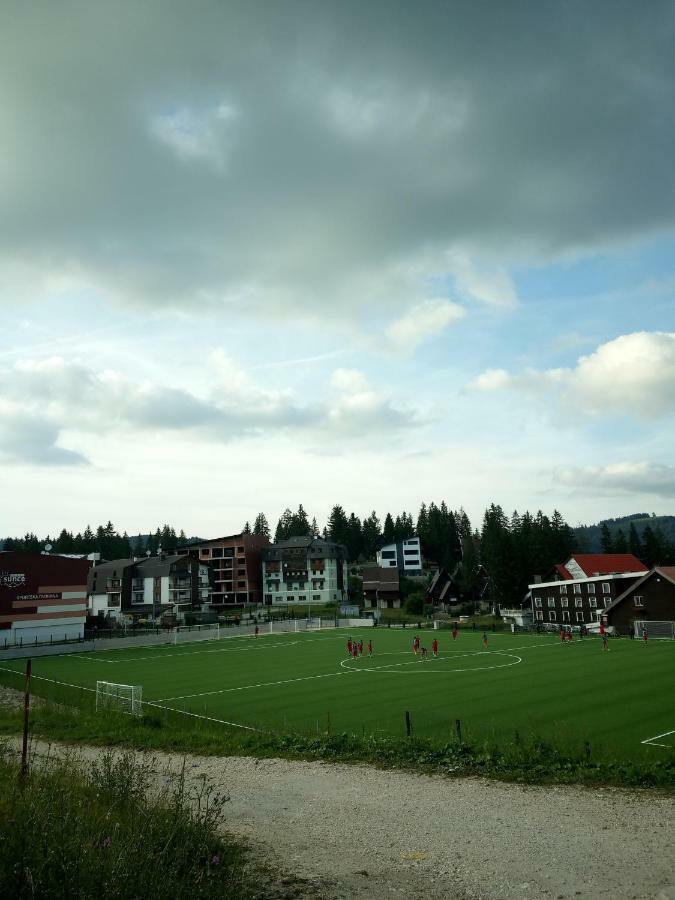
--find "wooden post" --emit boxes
[21,659,32,780]
[405,710,412,737]
[455,718,462,744]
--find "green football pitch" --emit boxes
[2,628,674,758]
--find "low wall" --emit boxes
[0,642,96,661]
[338,618,374,628]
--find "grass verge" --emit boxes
[0,701,672,790]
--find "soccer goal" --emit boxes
[96,681,143,716]
[173,623,220,644]
[634,620,675,640]
[295,617,322,632]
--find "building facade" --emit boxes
[180,533,269,607]
[604,566,675,635]
[529,572,645,626]
[261,536,348,606]
[362,565,400,609]
[376,537,423,576]
[0,551,90,646]
[88,554,212,622]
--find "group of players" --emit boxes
[346,637,373,659]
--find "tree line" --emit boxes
[4,503,673,607]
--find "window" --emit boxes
[559,585,567,595]
[548,597,555,608]
[200,548,210,556]
[634,595,644,608]
[562,610,570,622]
[264,594,272,602]
[561,598,568,608]
[576,611,584,622]
[535,610,543,621]
[575,597,583,608]
[604,597,612,607]
[211,548,223,558]
[313,594,320,601]
[404,548,419,555]
[602,582,611,594]
[589,598,597,608]
[587,583,595,594]
[535,597,542,608]
[573,583,581,594]
[381,551,396,559]
[298,595,306,602]
[549,611,557,622]
[275,595,283,602]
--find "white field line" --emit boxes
[70,633,352,664]
[0,665,258,733]
[0,666,96,694]
[142,699,259,732]
[641,728,675,748]
[339,651,522,675]
[155,669,356,703]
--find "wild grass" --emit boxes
[0,742,256,899]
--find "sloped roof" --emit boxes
[567,554,647,577]
[604,566,675,616]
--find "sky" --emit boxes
[1,0,674,538]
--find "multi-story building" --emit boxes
[376,536,423,576]
[0,551,90,646]
[88,553,211,622]
[180,533,269,607]
[529,571,648,627]
[261,536,348,607]
[541,553,647,583]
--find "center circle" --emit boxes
[339,650,522,674]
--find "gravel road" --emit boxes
[4,736,673,900]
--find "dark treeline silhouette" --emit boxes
[1,523,188,560]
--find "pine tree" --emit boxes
[274,509,294,543]
[600,523,614,554]
[326,505,350,549]
[614,528,628,553]
[628,522,643,560]
[382,513,395,544]
[361,511,381,559]
[243,521,252,534]
[253,513,271,539]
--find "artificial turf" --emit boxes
[1,627,673,760]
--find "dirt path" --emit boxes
[4,737,674,899]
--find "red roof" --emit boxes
[566,554,647,577]
[555,564,573,580]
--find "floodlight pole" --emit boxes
[20,658,32,780]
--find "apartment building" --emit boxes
[180,533,269,606]
[261,535,348,606]
[376,536,423,576]
[88,553,211,622]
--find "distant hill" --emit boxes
[574,513,675,552]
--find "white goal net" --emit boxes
[173,623,220,644]
[96,681,143,716]
[634,620,675,640]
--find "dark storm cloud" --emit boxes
[1,1,674,314]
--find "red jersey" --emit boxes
[432,639,438,652]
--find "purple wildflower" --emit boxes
[211,855,220,866]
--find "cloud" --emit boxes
[0,406,87,466]
[554,462,675,498]
[385,299,465,353]
[469,332,675,418]
[0,355,418,465]
[1,2,673,320]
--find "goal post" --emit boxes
[634,620,675,640]
[173,623,220,644]
[96,681,143,716]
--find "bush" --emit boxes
[404,591,425,614]
[0,747,254,899]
